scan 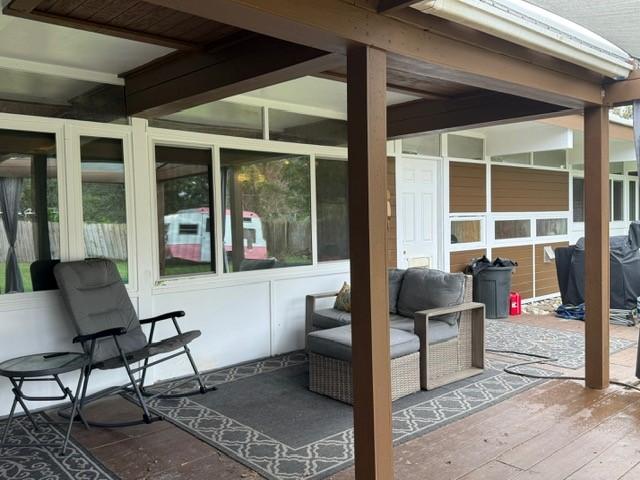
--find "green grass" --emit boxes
[0,260,128,294]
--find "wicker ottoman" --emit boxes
[307,325,420,404]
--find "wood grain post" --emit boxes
[584,105,610,390]
[347,45,394,480]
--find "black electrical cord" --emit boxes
[486,348,640,392]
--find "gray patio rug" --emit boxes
[0,413,118,480]
[144,353,546,480]
[486,318,636,369]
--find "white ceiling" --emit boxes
[0,11,172,75]
[525,0,640,59]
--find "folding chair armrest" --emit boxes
[73,327,127,344]
[140,310,186,325]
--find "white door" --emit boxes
[396,157,441,269]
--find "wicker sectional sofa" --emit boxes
[306,268,485,397]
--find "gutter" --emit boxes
[411,0,635,79]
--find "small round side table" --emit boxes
[0,352,88,456]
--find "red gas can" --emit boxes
[509,292,522,316]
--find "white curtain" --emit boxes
[0,178,24,293]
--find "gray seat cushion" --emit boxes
[390,317,459,345]
[54,259,148,363]
[388,268,406,314]
[308,325,419,362]
[312,308,352,329]
[397,268,466,326]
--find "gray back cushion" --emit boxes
[54,259,147,363]
[397,268,466,326]
[388,268,406,314]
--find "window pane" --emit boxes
[536,218,567,237]
[155,145,214,277]
[221,149,311,271]
[149,101,263,139]
[81,137,127,281]
[316,158,349,261]
[609,162,625,174]
[269,109,347,147]
[492,153,530,165]
[495,220,530,240]
[402,134,440,156]
[451,220,481,244]
[448,134,483,160]
[0,129,59,293]
[630,181,637,221]
[533,150,566,169]
[573,177,584,222]
[613,180,623,221]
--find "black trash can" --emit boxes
[472,266,514,319]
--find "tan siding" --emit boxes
[493,245,534,299]
[491,165,569,212]
[535,242,569,297]
[387,157,397,268]
[450,162,486,213]
[449,249,486,273]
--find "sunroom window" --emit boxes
[220,149,312,272]
[316,158,349,262]
[447,134,484,160]
[451,219,482,244]
[495,219,531,240]
[80,137,128,282]
[0,129,59,294]
[155,145,215,278]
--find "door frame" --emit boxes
[394,153,447,271]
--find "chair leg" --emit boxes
[0,392,18,454]
[184,344,210,393]
[114,338,155,424]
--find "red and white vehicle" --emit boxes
[164,208,267,262]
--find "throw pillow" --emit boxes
[334,282,351,312]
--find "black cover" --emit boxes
[556,222,640,310]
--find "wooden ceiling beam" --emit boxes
[604,71,640,106]
[141,0,603,107]
[8,0,43,13]
[124,34,343,118]
[377,0,422,13]
[388,93,574,138]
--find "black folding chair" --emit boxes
[54,258,215,427]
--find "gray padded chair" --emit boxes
[54,258,212,426]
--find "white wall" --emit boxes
[0,114,351,416]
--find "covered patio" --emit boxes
[0,1,639,479]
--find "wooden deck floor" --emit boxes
[63,314,640,480]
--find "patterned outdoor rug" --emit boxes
[0,413,117,480]
[143,353,546,480]
[486,319,636,369]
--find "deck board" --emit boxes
[57,313,640,480]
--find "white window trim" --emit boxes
[449,215,486,252]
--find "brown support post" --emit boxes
[584,106,610,389]
[347,45,394,480]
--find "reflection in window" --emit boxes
[0,129,59,293]
[612,180,623,221]
[81,137,128,282]
[536,218,567,237]
[155,146,214,278]
[402,134,440,156]
[491,153,530,165]
[316,158,349,261]
[150,101,263,139]
[448,134,484,160]
[495,220,530,240]
[269,109,347,147]
[573,177,584,222]
[630,180,637,221]
[533,150,566,169]
[221,149,311,272]
[451,220,481,244]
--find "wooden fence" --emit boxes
[0,221,127,261]
[263,218,311,258]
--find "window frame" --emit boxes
[449,215,485,252]
[147,126,348,289]
[67,122,137,291]
[0,113,69,301]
